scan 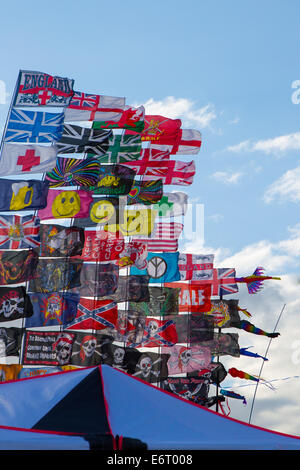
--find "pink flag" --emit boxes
[38,189,93,220]
[163,345,211,375]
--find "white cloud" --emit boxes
[226,131,300,156]
[264,165,300,203]
[135,96,218,129]
[210,171,243,185]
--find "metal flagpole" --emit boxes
[0,70,20,155]
[248,303,286,424]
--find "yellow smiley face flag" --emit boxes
[38,189,93,220]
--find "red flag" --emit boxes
[139,115,182,144]
[151,129,202,155]
[77,230,125,262]
[65,298,118,331]
[129,317,178,348]
[166,282,211,313]
[124,159,195,185]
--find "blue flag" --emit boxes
[130,252,180,283]
[26,292,80,328]
[4,109,64,143]
[0,179,49,211]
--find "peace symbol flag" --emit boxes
[130,252,180,283]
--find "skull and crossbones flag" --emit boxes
[101,344,141,374]
[132,351,170,383]
[25,292,80,328]
[69,331,114,367]
[0,250,38,285]
[39,224,85,258]
[161,377,209,405]
[22,330,76,366]
[0,286,33,322]
[162,345,212,375]
[126,316,178,348]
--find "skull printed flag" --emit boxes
[65,298,118,331]
[13,70,75,107]
[64,91,126,122]
[127,179,163,206]
[22,330,76,366]
[92,106,145,133]
[95,133,142,163]
[45,157,101,188]
[69,331,114,367]
[85,164,136,196]
[0,214,40,250]
[0,250,38,285]
[0,179,49,212]
[128,317,178,348]
[130,252,180,283]
[137,115,182,144]
[39,224,85,258]
[38,189,93,220]
[178,254,214,281]
[56,124,112,156]
[165,282,211,313]
[123,159,196,186]
[101,344,141,374]
[132,351,170,383]
[161,377,209,405]
[28,259,82,293]
[151,129,202,155]
[0,143,58,176]
[162,345,212,375]
[0,286,33,322]
[25,292,80,328]
[129,286,180,316]
[77,263,119,298]
[0,327,23,358]
[100,275,150,303]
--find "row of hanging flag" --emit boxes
[0,70,281,409]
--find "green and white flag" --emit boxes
[91,133,142,163]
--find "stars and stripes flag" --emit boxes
[4,109,64,144]
[0,143,58,176]
[123,159,196,185]
[0,214,40,249]
[95,133,142,163]
[193,268,239,296]
[56,124,112,155]
[132,238,179,252]
[133,222,183,240]
[64,91,126,121]
[151,129,202,155]
[13,70,75,107]
[65,298,118,331]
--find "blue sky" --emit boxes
[1,0,300,439]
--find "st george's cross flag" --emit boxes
[151,129,202,155]
[0,214,40,249]
[0,143,58,175]
[123,159,196,185]
[65,298,118,331]
[136,115,182,143]
[95,133,142,163]
[4,109,64,144]
[64,91,125,121]
[193,268,239,296]
[178,253,214,281]
[56,124,112,155]
[13,70,75,107]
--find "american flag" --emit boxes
[56,124,112,155]
[193,268,239,296]
[133,238,178,252]
[0,214,40,249]
[4,109,64,143]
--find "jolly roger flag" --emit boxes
[38,189,93,221]
[0,179,49,212]
[161,377,209,405]
[13,70,75,107]
[127,179,163,206]
[25,292,80,328]
[77,263,119,298]
[127,317,178,348]
[100,275,150,303]
[100,344,141,374]
[45,157,101,188]
[39,224,85,258]
[5,109,64,144]
[162,345,212,375]
[0,327,23,358]
[28,258,82,293]
[0,250,38,286]
[85,164,135,196]
[165,282,211,313]
[0,214,40,250]
[0,286,33,322]
[129,286,180,316]
[0,143,58,176]
[178,253,214,281]
[132,351,170,383]
[69,331,114,368]
[22,330,77,366]
[130,252,180,283]
[95,133,142,163]
[65,298,118,331]
[56,124,112,156]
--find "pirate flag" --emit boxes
[0,286,33,322]
[101,344,141,375]
[161,377,209,405]
[132,351,170,383]
[162,345,212,375]
[25,292,80,327]
[69,331,114,367]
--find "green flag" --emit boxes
[90,133,142,163]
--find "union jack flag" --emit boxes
[0,214,40,249]
[193,268,238,296]
[66,298,118,331]
[68,91,125,111]
[4,109,64,143]
[56,123,112,155]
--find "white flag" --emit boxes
[0,143,58,176]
